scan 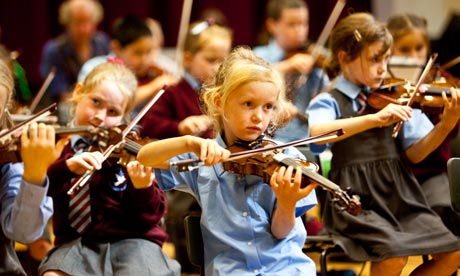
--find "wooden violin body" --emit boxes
[368,77,455,114]
[222,139,362,216]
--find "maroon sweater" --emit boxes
[47,142,168,246]
[139,78,213,139]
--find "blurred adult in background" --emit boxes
[39,0,110,125]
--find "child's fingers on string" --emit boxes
[270,170,279,189]
[300,182,317,198]
[45,124,56,142]
[293,165,302,190]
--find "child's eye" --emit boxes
[243,101,252,107]
[264,104,274,111]
[108,109,120,116]
[92,99,100,106]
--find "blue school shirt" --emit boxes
[306,75,434,154]
[155,134,317,276]
[1,163,53,243]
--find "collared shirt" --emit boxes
[253,39,330,143]
[0,163,53,244]
[307,75,434,153]
[155,134,317,276]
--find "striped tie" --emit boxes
[68,139,91,234]
[356,91,368,114]
[69,182,91,234]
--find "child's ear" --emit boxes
[214,94,222,112]
[337,50,348,65]
[111,40,122,56]
[183,51,193,68]
[266,18,276,35]
[72,82,84,100]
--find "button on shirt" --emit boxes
[155,134,318,276]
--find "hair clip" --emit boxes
[107,57,124,65]
[353,29,362,42]
[190,18,216,35]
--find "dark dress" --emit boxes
[322,89,460,262]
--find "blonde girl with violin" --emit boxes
[138,19,232,274]
[0,59,60,275]
[39,61,180,276]
[388,13,460,238]
[138,46,319,276]
[307,12,460,276]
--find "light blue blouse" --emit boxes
[306,75,433,154]
[0,163,53,243]
[155,134,317,276]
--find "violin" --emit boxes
[0,125,106,167]
[67,89,166,195]
[368,77,455,114]
[171,129,362,216]
[223,139,361,215]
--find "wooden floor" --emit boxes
[306,252,425,276]
[164,242,451,276]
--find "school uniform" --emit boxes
[39,136,180,276]
[0,163,53,276]
[139,73,213,139]
[155,134,318,276]
[307,75,460,261]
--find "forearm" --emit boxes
[138,135,196,169]
[1,164,52,243]
[271,204,296,239]
[135,80,165,107]
[310,114,380,144]
[405,119,457,163]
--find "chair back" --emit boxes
[184,214,205,275]
[447,157,460,212]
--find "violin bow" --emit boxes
[310,0,346,62]
[171,128,345,172]
[67,88,166,195]
[173,0,193,77]
[28,67,56,114]
[392,53,438,138]
[0,103,57,145]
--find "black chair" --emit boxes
[447,157,460,213]
[184,214,205,276]
[303,234,356,276]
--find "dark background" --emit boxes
[0,0,372,92]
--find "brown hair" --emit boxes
[184,21,233,55]
[387,13,429,52]
[324,12,393,79]
[265,0,308,21]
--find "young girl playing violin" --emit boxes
[138,46,319,276]
[307,12,460,276]
[388,13,460,237]
[0,59,59,275]
[39,62,180,276]
[138,19,232,274]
